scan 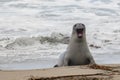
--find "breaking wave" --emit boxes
[5,32,70,49]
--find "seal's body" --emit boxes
[55,23,95,67]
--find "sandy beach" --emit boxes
[0,64,120,80]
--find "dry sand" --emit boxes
[0,64,120,80]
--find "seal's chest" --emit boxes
[68,52,89,65]
[72,52,87,60]
[69,49,88,58]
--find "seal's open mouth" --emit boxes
[76,29,84,38]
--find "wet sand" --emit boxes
[0,64,120,80]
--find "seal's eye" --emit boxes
[73,24,77,29]
[81,24,85,27]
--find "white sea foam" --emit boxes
[0,0,120,69]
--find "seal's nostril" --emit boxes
[76,29,84,33]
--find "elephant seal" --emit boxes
[54,23,95,67]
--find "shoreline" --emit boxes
[0,57,120,70]
[0,64,120,80]
[0,58,58,70]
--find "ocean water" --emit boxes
[0,0,120,70]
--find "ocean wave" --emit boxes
[5,32,70,49]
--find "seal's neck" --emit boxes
[70,33,87,44]
[68,34,89,51]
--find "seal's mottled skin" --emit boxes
[55,23,95,67]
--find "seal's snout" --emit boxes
[76,28,84,38]
[73,23,85,38]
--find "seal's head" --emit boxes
[72,23,86,39]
